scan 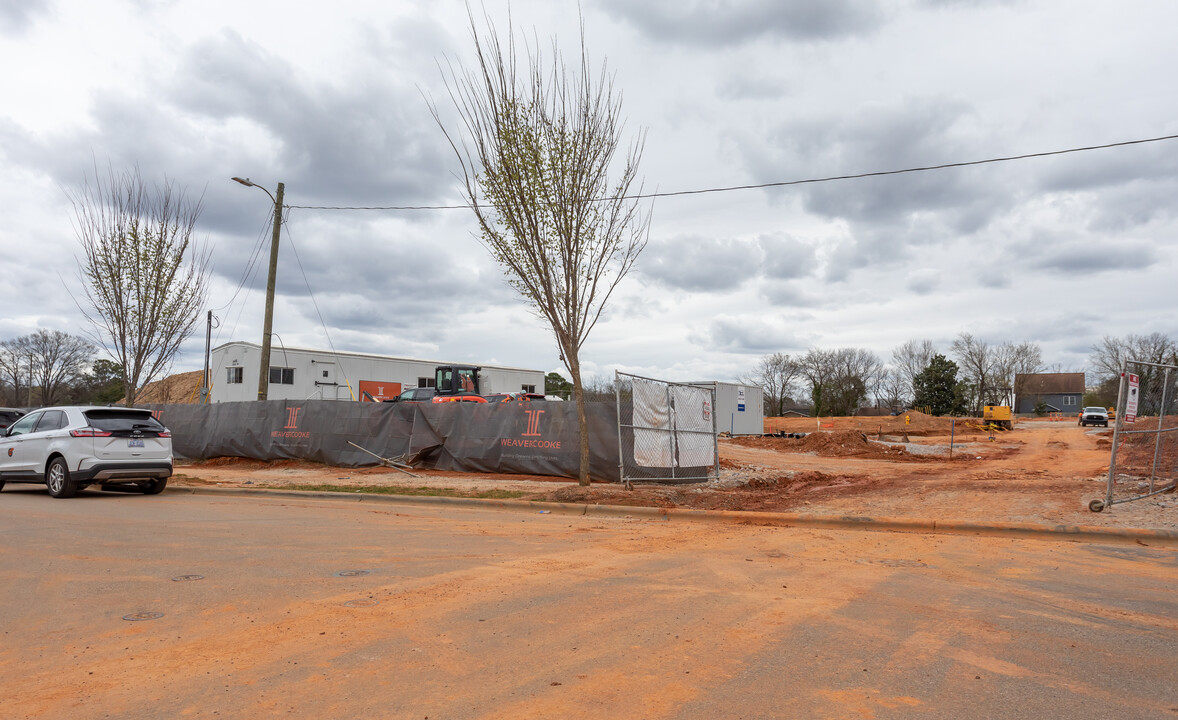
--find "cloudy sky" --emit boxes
[2,0,1176,386]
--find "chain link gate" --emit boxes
[615,371,719,485]
[1091,359,1178,512]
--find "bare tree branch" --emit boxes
[430,7,651,485]
[66,164,210,407]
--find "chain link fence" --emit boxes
[615,371,718,485]
[1091,359,1178,512]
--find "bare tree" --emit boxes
[432,11,650,485]
[24,329,95,406]
[0,337,31,406]
[876,367,908,412]
[994,340,1043,404]
[67,165,210,407]
[950,332,994,414]
[580,373,618,402]
[742,352,802,416]
[800,347,883,416]
[891,339,936,404]
[1090,333,1176,381]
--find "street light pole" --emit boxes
[232,177,284,401]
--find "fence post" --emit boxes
[615,370,625,485]
[1148,366,1171,493]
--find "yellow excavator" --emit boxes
[983,405,1013,430]
[982,386,1014,430]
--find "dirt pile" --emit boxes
[728,430,931,461]
[131,370,205,404]
[764,410,989,437]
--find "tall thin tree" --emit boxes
[431,10,651,485]
[67,165,211,407]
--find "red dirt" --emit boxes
[172,418,1176,531]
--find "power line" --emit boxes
[283,133,1178,211]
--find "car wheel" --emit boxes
[141,478,168,495]
[46,457,78,498]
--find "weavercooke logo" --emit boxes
[272,406,311,441]
[501,408,561,450]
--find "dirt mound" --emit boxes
[798,430,876,455]
[728,431,929,461]
[764,411,989,437]
[746,470,853,490]
[130,370,204,404]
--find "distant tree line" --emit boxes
[743,333,1045,417]
[1085,333,1177,410]
[0,330,124,408]
[744,331,1178,418]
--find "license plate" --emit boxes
[128,439,145,448]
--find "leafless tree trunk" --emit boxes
[877,367,908,412]
[950,332,994,415]
[431,9,651,485]
[66,165,210,407]
[994,341,1042,408]
[24,329,95,406]
[891,339,936,404]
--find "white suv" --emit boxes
[0,406,173,498]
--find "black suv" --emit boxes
[386,387,436,403]
[0,408,25,431]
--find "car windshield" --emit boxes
[83,409,166,433]
[1083,407,1107,413]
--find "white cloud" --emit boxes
[1,0,1177,386]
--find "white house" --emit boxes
[208,341,546,403]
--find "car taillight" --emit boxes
[70,427,113,437]
[158,430,171,438]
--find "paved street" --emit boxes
[1,487,1176,719]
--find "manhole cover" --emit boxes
[172,575,204,582]
[343,598,379,608]
[336,570,370,577]
[122,612,164,622]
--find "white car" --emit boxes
[0,406,173,498]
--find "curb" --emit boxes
[170,486,1178,546]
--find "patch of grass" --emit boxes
[254,484,530,500]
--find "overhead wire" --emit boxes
[206,209,277,393]
[209,131,1177,395]
[279,213,354,397]
[282,133,1178,211]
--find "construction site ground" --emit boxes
[171,413,1177,533]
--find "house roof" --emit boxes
[1015,372,1085,395]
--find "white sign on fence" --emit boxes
[1125,373,1139,423]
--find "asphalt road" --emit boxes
[1,486,1176,719]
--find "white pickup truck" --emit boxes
[1078,406,1109,427]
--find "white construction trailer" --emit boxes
[690,381,764,436]
[208,341,546,403]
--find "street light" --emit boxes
[232,176,285,401]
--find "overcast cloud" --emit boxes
[1,0,1176,388]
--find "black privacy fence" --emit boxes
[143,399,627,482]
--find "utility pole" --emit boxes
[231,177,284,402]
[201,310,213,404]
[258,182,284,401]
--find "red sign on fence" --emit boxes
[1125,373,1139,423]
